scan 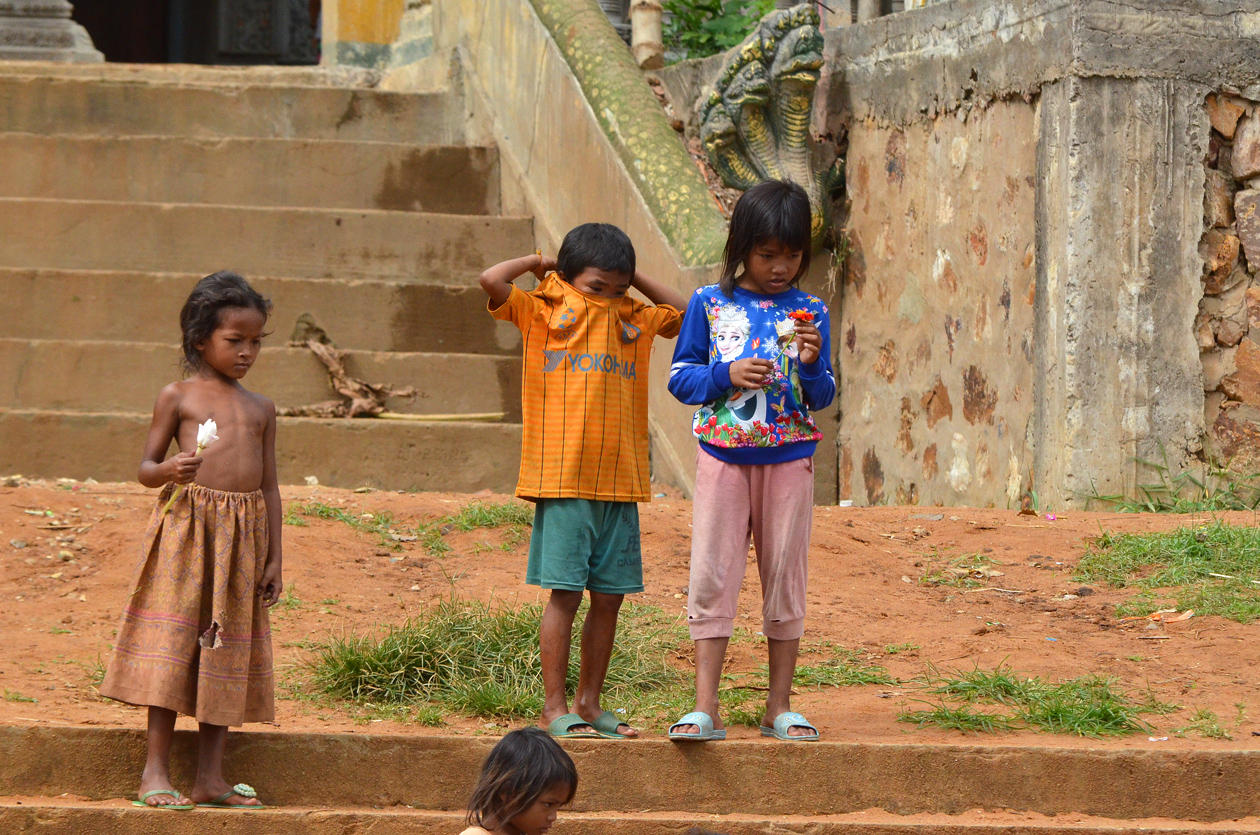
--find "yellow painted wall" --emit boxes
[323,0,406,47]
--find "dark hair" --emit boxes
[719,179,812,296]
[465,727,578,829]
[179,271,271,373]
[556,222,635,284]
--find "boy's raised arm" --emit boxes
[631,270,686,311]
[479,253,553,310]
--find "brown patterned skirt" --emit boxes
[100,482,274,726]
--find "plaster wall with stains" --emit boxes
[839,102,1037,506]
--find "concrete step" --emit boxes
[0,269,521,354]
[1,727,1258,824]
[0,410,522,492]
[0,198,533,282]
[0,340,521,420]
[0,133,501,215]
[0,71,462,143]
[4,799,1260,835]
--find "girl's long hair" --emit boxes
[719,179,812,297]
[465,727,578,829]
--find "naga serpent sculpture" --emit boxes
[699,4,840,247]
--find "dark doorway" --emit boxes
[71,0,320,65]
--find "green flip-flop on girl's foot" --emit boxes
[131,789,194,810]
[195,783,266,810]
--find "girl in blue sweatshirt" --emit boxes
[666,180,835,742]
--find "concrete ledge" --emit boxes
[0,726,1257,820]
[823,0,1260,127]
[0,340,521,419]
[0,269,522,355]
[4,799,1260,835]
[0,198,533,282]
[0,411,522,491]
[0,135,501,215]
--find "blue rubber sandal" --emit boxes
[131,789,194,810]
[760,711,819,741]
[667,710,726,742]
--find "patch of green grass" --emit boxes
[793,649,896,688]
[900,704,1016,733]
[899,664,1172,737]
[1084,448,1260,512]
[920,553,999,589]
[49,627,73,635]
[276,584,302,611]
[306,598,688,726]
[1076,522,1260,622]
[3,689,37,703]
[884,642,919,655]
[288,499,532,558]
[1173,708,1231,740]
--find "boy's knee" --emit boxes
[587,591,624,613]
[547,588,584,615]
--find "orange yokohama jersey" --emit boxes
[491,274,681,502]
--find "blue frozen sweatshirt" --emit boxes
[668,284,836,465]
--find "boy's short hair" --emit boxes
[556,223,635,282]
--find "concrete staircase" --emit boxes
[1,725,1258,833]
[0,63,528,491]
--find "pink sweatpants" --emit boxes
[687,449,814,641]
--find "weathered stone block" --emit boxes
[1205,390,1226,427]
[1204,169,1236,228]
[1231,113,1260,180]
[1200,229,1240,290]
[1201,344,1237,391]
[1195,311,1217,350]
[1220,337,1260,405]
[1210,402,1260,473]
[1217,317,1247,347]
[1206,93,1247,139]
[1246,285,1260,331]
[1234,189,1260,271]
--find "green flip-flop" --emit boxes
[195,783,266,810]
[130,789,194,810]
[546,712,602,739]
[589,709,634,739]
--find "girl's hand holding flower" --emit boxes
[169,451,204,484]
[730,357,775,388]
[793,321,822,364]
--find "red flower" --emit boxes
[787,309,814,323]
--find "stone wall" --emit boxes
[1200,93,1260,473]
[820,0,1260,507]
[840,101,1037,505]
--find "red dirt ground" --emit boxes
[1,478,1257,750]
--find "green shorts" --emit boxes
[526,499,643,594]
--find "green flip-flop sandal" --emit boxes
[131,789,194,810]
[196,783,266,810]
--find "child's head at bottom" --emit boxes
[466,726,577,834]
[556,222,635,299]
[179,270,272,376]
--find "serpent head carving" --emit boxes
[698,3,837,248]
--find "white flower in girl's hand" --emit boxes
[160,419,219,517]
[196,419,219,450]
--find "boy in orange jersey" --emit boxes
[479,223,686,739]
